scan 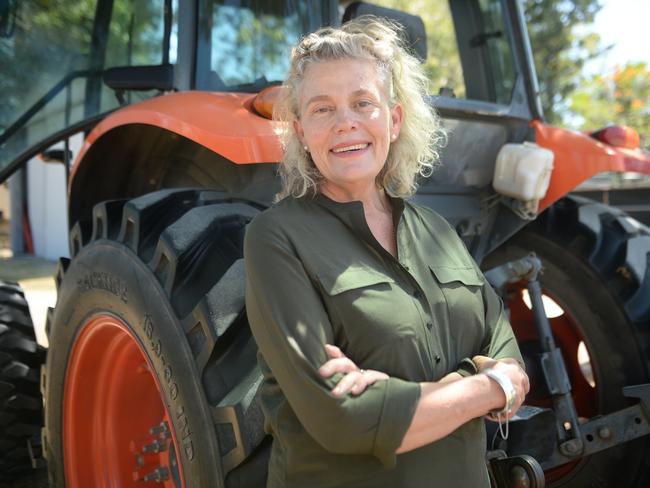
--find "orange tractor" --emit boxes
[1,1,650,487]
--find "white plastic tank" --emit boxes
[493,142,554,202]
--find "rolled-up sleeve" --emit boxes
[479,270,524,366]
[244,214,421,468]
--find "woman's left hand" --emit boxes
[472,354,529,420]
[319,344,389,397]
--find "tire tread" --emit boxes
[0,282,46,484]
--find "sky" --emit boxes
[588,0,650,73]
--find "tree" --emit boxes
[524,0,607,124]
[570,62,650,149]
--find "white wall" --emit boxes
[0,182,9,220]
[26,133,83,261]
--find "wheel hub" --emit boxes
[63,315,184,487]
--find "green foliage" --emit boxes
[209,5,303,86]
[570,62,650,148]
[524,0,607,124]
[368,0,465,97]
[0,0,164,130]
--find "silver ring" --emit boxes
[358,369,365,374]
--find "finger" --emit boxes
[325,344,345,359]
[319,357,358,377]
[473,355,497,371]
[471,355,488,367]
[516,369,529,396]
[364,370,389,381]
[472,355,492,363]
[349,371,389,395]
[348,372,380,393]
[350,377,370,396]
[332,371,363,396]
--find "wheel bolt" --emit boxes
[142,439,167,453]
[560,438,583,456]
[150,421,169,436]
[136,453,144,467]
[598,426,612,440]
[143,466,170,483]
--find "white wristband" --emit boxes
[482,368,517,415]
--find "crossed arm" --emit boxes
[320,344,529,453]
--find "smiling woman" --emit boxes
[244,17,529,488]
[273,19,444,201]
[294,58,402,201]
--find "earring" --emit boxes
[303,145,309,152]
[391,134,397,141]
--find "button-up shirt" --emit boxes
[244,193,522,487]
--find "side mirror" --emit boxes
[0,0,17,39]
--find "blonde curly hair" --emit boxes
[273,16,445,200]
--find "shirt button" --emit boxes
[413,289,422,299]
[426,322,433,330]
[435,355,441,363]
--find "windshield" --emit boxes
[0,0,174,181]
[196,0,336,92]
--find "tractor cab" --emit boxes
[0,1,539,186]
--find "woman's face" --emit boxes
[293,58,403,194]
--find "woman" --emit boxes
[244,17,529,487]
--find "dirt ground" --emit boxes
[0,218,56,347]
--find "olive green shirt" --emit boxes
[244,193,522,488]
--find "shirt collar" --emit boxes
[311,191,404,221]
[308,192,406,247]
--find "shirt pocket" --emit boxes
[317,267,420,356]
[428,265,486,357]
[320,267,393,296]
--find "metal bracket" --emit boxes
[540,348,571,395]
[541,393,650,470]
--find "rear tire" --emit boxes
[43,189,270,487]
[0,281,47,488]
[484,196,650,487]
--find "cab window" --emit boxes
[368,0,517,104]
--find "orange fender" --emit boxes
[534,120,650,211]
[70,91,283,183]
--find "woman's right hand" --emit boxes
[319,344,389,397]
[472,355,529,418]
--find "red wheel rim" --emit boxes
[63,314,184,487]
[508,284,597,483]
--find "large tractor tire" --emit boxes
[0,281,47,488]
[42,189,270,488]
[483,195,650,487]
